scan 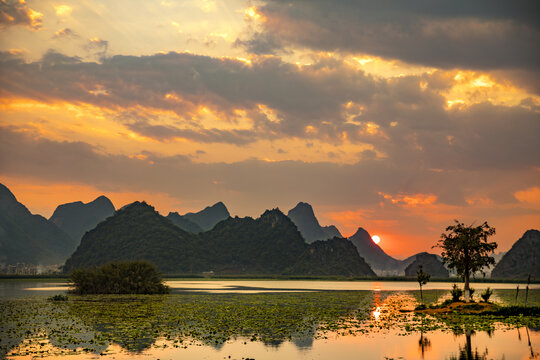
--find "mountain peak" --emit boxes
[259,208,290,227]
[0,183,17,203]
[352,227,370,238]
[50,195,116,241]
[0,183,76,265]
[491,229,539,279]
[93,195,114,206]
[287,201,342,243]
[289,202,315,215]
[182,201,230,231]
[348,227,400,273]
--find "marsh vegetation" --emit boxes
[1,284,538,359]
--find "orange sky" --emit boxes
[1,0,538,257]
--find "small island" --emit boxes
[69,260,170,295]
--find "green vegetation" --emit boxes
[0,290,540,357]
[436,220,497,301]
[1,289,539,358]
[69,261,169,294]
[451,284,463,302]
[48,294,68,301]
[480,287,493,302]
[64,203,374,276]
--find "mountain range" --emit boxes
[64,202,375,276]
[0,184,76,265]
[0,182,535,279]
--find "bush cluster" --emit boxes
[451,284,463,302]
[70,261,170,295]
[481,287,493,302]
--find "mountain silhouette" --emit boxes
[64,202,374,276]
[287,202,342,243]
[404,252,449,278]
[49,196,115,242]
[288,237,375,276]
[0,183,76,265]
[347,227,402,274]
[180,201,230,231]
[491,229,539,279]
[166,212,204,233]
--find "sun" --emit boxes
[372,235,381,244]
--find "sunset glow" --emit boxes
[0,0,538,259]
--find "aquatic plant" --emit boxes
[480,288,492,302]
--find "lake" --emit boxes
[1,280,538,359]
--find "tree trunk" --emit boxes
[464,272,470,302]
[420,284,423,303]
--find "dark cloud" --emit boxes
[0,0,42,30]
[53,28,78,39]
[86,37,108,58]
[240,0,540,71]
[125,120,260,145]
[1,126,537,215]
[0,51,379,142]
[0,51,538,174]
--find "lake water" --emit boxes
[1,280,538,359]
[2,279,537,297]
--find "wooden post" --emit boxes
[525,274,531,306]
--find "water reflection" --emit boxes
[1,289,539,359]
[447,330,488,360]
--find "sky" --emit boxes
[0,0,539,258]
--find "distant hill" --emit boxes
[347,227,401,274]
[181,202,230,231]
[491,230,540,279]
[166,212,203,233]
[63,202,197,273]
[287,202,343,243]
[404,252,449,278]
[64,202,374,276]
[289,237,376,276]
[49,196,115,242]
[0,183,76,265]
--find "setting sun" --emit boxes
[372,235,381,244]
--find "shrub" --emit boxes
[481,287,493,302]
[70,261,170,295]
[415,304,427,310]
[48,294,68,301]
[469,287,475,301]
[451,284,463,302]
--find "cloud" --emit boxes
[53,28,77,39]
[1,125,538,210]
[0,51,538,173]
[238,0,540,72]
[54,4,72,17]
[0,0,43,30]
[86,37,109,57]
